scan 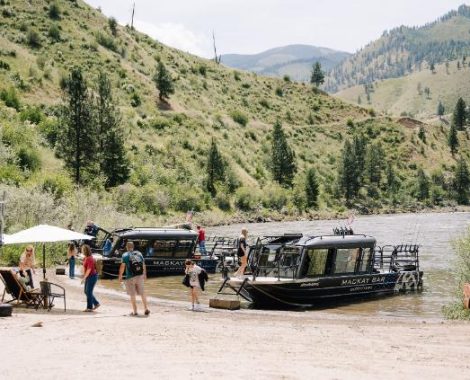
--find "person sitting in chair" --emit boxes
[19,245,36,289]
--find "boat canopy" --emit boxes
[112,227,198,240]
[297,235,376,250]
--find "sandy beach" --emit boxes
[1,271,469,380]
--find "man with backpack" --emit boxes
[118,241,150,316]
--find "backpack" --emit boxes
[128,251,144,276]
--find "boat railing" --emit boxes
[250,241,301,281]
[374,244,420,274]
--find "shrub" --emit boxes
[108,17,118,36]
[48,2,61,19]
[198,65,207,76]
[27,29,42,48]
[48,24,61,42]
[172,187,204,212]
[259,99,270,109]
[260,184,288,211]
[443,229,470,320]
[283,75,291,82]
[149,116,173,130]
[234,187,259,211]
[20,106,43,124]
[215,193,231,211]
[0,60,10,70]
[96,32,118,52]
[0,165,23,185]
[0,87,20,110]
[41,173,73,199]
[130,92,141,107]
[275,87,283,97]
[231,110,248,126]
[16,146,41,172]
[233,71,241,81]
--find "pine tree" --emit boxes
[58,67,97,184]
[338,139,359,203]
[108,17,118,36]
[206,138,225,196]
[353,134,367,184]
[418,126,426,143]
[305,167,319,208]
[416,168,430,201]
[386,162,399,193]
[364,143,384,197]
[448,124,459,155]
[153,62,174,102]
[452,97,466,130]
[271,120,297,188]
[453,157,470,204]
[437,101,445,116]
[95,71,129,188]
[310,62,325,88]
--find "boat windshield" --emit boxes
[255,246,301,279]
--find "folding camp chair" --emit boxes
[0,269,43,308]
[39,281,66,312]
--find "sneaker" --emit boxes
[93,304,100,310]
[187,305,194,311]
[194,304,202,312]
[129,312,138,317]
[144,309,150,316]
[82,309,93,312]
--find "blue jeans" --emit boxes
[84,273,99,310]
[69,256,75,279]
[199,241,207,255]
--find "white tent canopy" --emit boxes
[4,224,93,245]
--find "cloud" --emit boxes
[133,19,212,58]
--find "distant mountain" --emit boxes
[221,44,351,82]
[327,4,470,93]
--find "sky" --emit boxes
[85,0,467,58]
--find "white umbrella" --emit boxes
[3,224,95,279]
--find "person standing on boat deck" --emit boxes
[197,225,207,255]
[19,245,36,288]
[67,242,77,279]
[185,259,206,311]
[233,227,248,278]
[118,241,150,316]
[81,244,100,312]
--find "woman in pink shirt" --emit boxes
[81,244,100,312]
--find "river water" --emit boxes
[102,212,470,318]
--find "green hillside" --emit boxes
[335,59,470,118]
[326,4,470,93]
[0,0,469,235]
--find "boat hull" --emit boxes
[238,273,405,308]
[100,257,218,279]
